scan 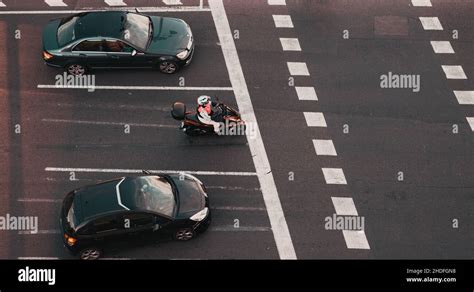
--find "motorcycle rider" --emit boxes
[196,95,221,134]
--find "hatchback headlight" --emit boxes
[190,207,209,222]
[176,50,189,60]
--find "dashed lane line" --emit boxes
[321,168,348,185]
[467,117,474,131]
[287,62,310,76]
[332,197,370,249]
[295,86,318,100]
[210,0,297,259]
[430,41,455,54]
[453,91,474,105]
[0,7,211,14]
[37,85,233,91]
[303,112,327,127]
[272,15,293,28]
[45,167,257,176]
[312,139,338,156]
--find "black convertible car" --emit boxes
[60,172,211,260]
[42,11,194,75]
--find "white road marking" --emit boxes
[453,91,474,104]
[45,0,67,6]
[467,117,474,131]
[37,84,233,91]
[163,0,183,5]
[287,62,310,76]
[0,7,211,14]
[268,0,286,5]
[322,168,347,185]
[19,230,61,235]
[411,0,432,7]
[342,230,370,249]
[18,198,61,203]
[42,118,176,128]
[45,167,257,176]
[313,139,337,156]
[304,112,327,127]
[295,86,318,100]
[105,0,127,6]
[0,2,5,7]
[210,226,271,232]
[331,197,358,216]
[18,257,59,260]
[430,41,454,54]
[419,17,443,30]
[280,38,301,51]
[212,206,266,211]
[272,15,294,28]
[210,0,296,259]
[441,65,467,79]
[206,185,261,191]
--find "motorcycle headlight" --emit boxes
[190,207,209,222]
[176,50,189,60]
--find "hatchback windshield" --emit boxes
[132,177,175,217]
[122,13,151,50]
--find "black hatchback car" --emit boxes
[60,172,210,260]
[42,11,194,75]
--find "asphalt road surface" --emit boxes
[0,0,472,260]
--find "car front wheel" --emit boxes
[174,228,194,241]
[79,247,102,260]
[66,63,87,76]
[158,60,178,74]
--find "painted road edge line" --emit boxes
[45,167,257,176]
[210,0,296,259]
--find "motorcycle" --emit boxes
[171,100,246,136]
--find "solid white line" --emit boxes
[322,168,347,185]
[272,15,294,28]
[0,7,211,14]
[303,112,327,127]
[430,41,454,54]
[205,185,261,191]
[210,226,271,232]
[45,0,67,7]
[441,65,467,79]
[280,38,301,51]
[331,197,358,216]
[210,0,296,259]
[313,139,337,156]
[287,62,310,76]
[466,117,474,131]
[18,257,60,260]
[19,230,60,235]
[45,167,257,176]
[453,91,474,104]
[37,84,233,91]
[105,0,127,6]
[342,230,370,249]
[295,86,318,101]
[419,17,443,30]
[18,198,62,203]
[42,118,176,128]
[411,0,432,7]
[212,206,266,211]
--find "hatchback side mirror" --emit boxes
[131,49,137,57]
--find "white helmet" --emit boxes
[197,95,211,106]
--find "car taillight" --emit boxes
[43,51,54,60]
[64,233,77,246]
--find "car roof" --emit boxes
[70,11,128,41]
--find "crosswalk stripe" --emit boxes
[453,91,474,104]
[419,17,443,30]
[313,139,337,156]
[45,0,67,7]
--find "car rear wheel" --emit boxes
[66,63,87,76]
[158,60,178,74]
[79,247,102,260]
[174,228,194,241]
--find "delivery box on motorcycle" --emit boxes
[171,102,186,120]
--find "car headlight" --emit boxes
[176,50,189,60]
[190,207,208,222]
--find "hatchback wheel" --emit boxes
[79,247,102,260]
[66,63,87,76]
[174,228,194,241]
[158,60,178,74]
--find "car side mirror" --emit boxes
[131,49,137,57]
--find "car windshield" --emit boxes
[57,15,80,47]
[122,13,151,50]
[132,177,176,217]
